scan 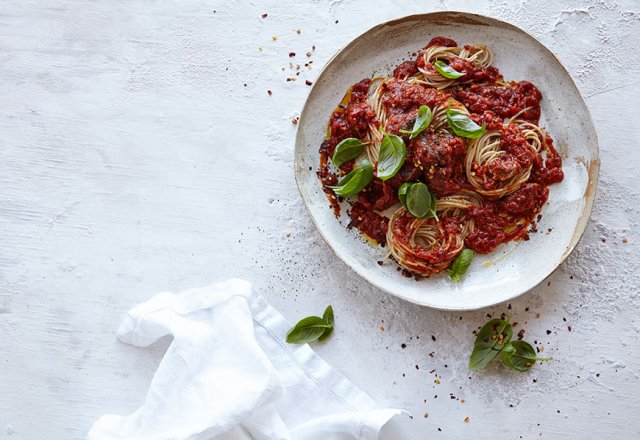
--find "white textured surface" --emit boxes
[0,1,638,439]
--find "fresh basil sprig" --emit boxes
[469,318,552,372]
[286,305,334,344]
[469,318,513,370]
[500,340,552,372]
[447,249,473,282]
[332,138,368,167]
[446,110,486,139]
[398,182,437,219]
[377,134,406,180]
[330,158,373,197]
[433,60,464,79]
[399,105,433,139]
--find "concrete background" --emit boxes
[0,0,638,438]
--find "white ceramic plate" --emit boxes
[294,12,599,310]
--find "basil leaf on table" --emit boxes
[330,159,373,197]
[468,318,513,370]
[433,60,464,79]
[332,138,368,167]
[318,305,334,342]
[405,182,437,219]
[447,249,473,282]
[286,306,335,344]
[446,110,486,139]
[500,340,552,372]
[399,105,433,139]
[377,134,406,180]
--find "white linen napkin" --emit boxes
[87,279,402,440]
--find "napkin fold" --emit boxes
[87,279,402,440]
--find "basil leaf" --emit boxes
[330,159,373,197]
[377,134,406,180]
[398,183,411,208]
[405,182,437,219]
[399,105,433,139]
[434,60,464,79]
[332,138,368,167]
[446,110,486,139]
[447,248,473,282]
[318,305,334,342]
[286,316,332,344]
[468,318,513,370]
[500,341,552,372]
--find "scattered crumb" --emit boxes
[424,412,429,418]
[380,326,384,332]
[289,51,296,57]
[434,379,440,384]
[623,238,628,243]
[295,28,301,34]
[464,417,470,423]
[272,35,278,41]
[261,13,268,18]
[305,80,313,86]
[258,47,263,52]
[286,231,292,237]
[291,117,299,125]
[267,90,272,96]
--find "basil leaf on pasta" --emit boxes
[399,105,433,139]
[447,248,473,282]
[377,134,406,180]
[406,182,435,219]
[332,138,368,167]
[330,159,373,197]
[398,182,411,208]
[446,110,486,139]
[434,60,464,79]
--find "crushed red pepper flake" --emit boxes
[261,13,268,18]
[289,52,296,57]
[267,90,272,96]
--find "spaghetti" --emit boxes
[317,37,564,278]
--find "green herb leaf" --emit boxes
[447,249,473,282]
[377,134,406,180]
[500,341,552,372]
[332,138,368,167]
[405,182,437,219]
[433,60,464,79]
[399,105,433,139]
[330,159,373,197]
[398,182,411,208]
[446,110,486,139]
[318,305,335,342]
[468,319,513,370]
[286,315,332,344]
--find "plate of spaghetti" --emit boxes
[294,12,599,310]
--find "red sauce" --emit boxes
[465,183,549,254]
[348,202,389,244]
[393,61,418,79]
[427,37,458,48]
[454,81,542,123]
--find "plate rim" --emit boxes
[294,11,600,311]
